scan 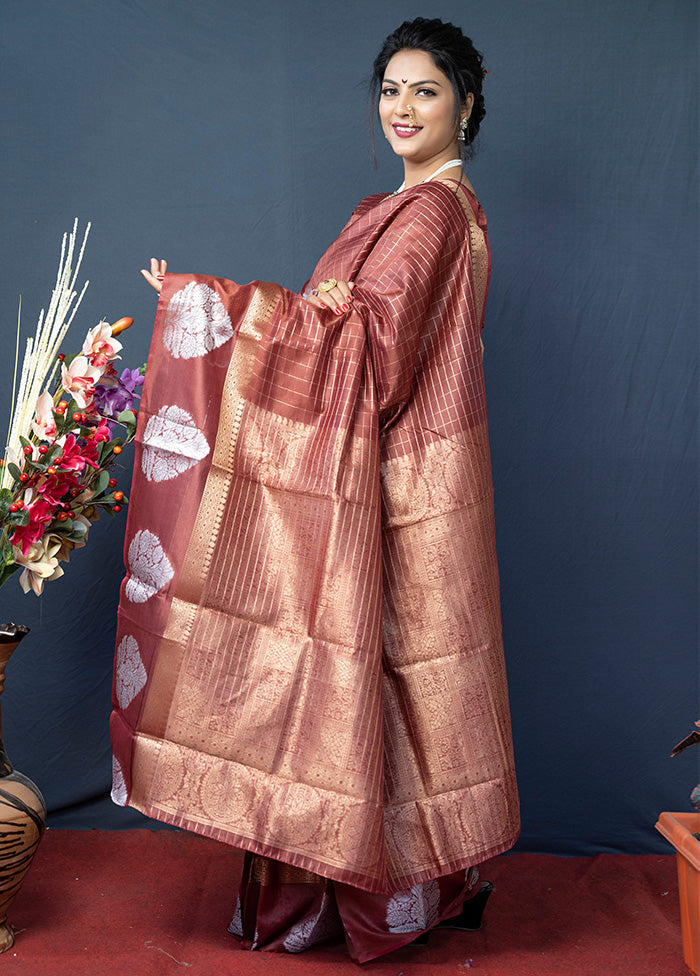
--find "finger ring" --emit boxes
[318,278,337,292]
[156,275,165,281]
[311,288,319,297]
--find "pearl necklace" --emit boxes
[391,158,463,196]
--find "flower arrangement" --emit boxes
[0,221,143,595]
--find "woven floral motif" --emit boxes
[141,405,210,483]
[228,898,243,937]
[162,282,233,359]
[124,529,173,603]
[111,756,128,806]
[115,634,147,709]
[385,879,440,933]
[282,892,335,952]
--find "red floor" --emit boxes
[2,829,689,975]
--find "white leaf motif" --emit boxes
[386,880,440,933]
[163,282,233,359]
[111,756,128,806]
[115,634,148,709]
[141,405,210,483]
[125,529,174,603]
[228,898,243,938]
[282,892,336,952]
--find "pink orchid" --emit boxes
[82,321,122,369]
[31,391,57,440]
[61,356,102,409]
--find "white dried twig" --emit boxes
[2,220,91,490]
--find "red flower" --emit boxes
[93,421,111,444]
[56,434,99,472]
[9,498,56,555]
[80,437,100,469]
[37,471,80,506]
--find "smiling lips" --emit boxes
[392,123,423,138]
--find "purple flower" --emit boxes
[94,368,144,419]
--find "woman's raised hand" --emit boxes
[305,278,355,315]
[140,258,168,293]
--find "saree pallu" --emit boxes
[110,181,519,903]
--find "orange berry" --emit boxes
[112,445,122,455]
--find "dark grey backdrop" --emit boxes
[0,0,697,855]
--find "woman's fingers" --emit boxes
[140,269,162,293]
[308,279,355,314]
[141,258,168,293]
[150,257,167,279]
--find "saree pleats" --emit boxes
[231,852,481,964]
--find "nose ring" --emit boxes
[406,104,416,124]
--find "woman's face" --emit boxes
[379,49,470,168]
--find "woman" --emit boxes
[111,17,519,964]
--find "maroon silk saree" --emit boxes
[110,180,519,899]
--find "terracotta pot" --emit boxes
[656,811,700,975]
[0,623,47,952]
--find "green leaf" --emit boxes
[0,491,13,520]
[116,409,137,426]
[93,470,110,497]
[66,525,88,542]
[0,561,20,590]
[1,530,14,561]
[7,463,22,482]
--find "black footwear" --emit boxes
[436,880,494,931]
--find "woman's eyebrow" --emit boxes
[382,77,444,88]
